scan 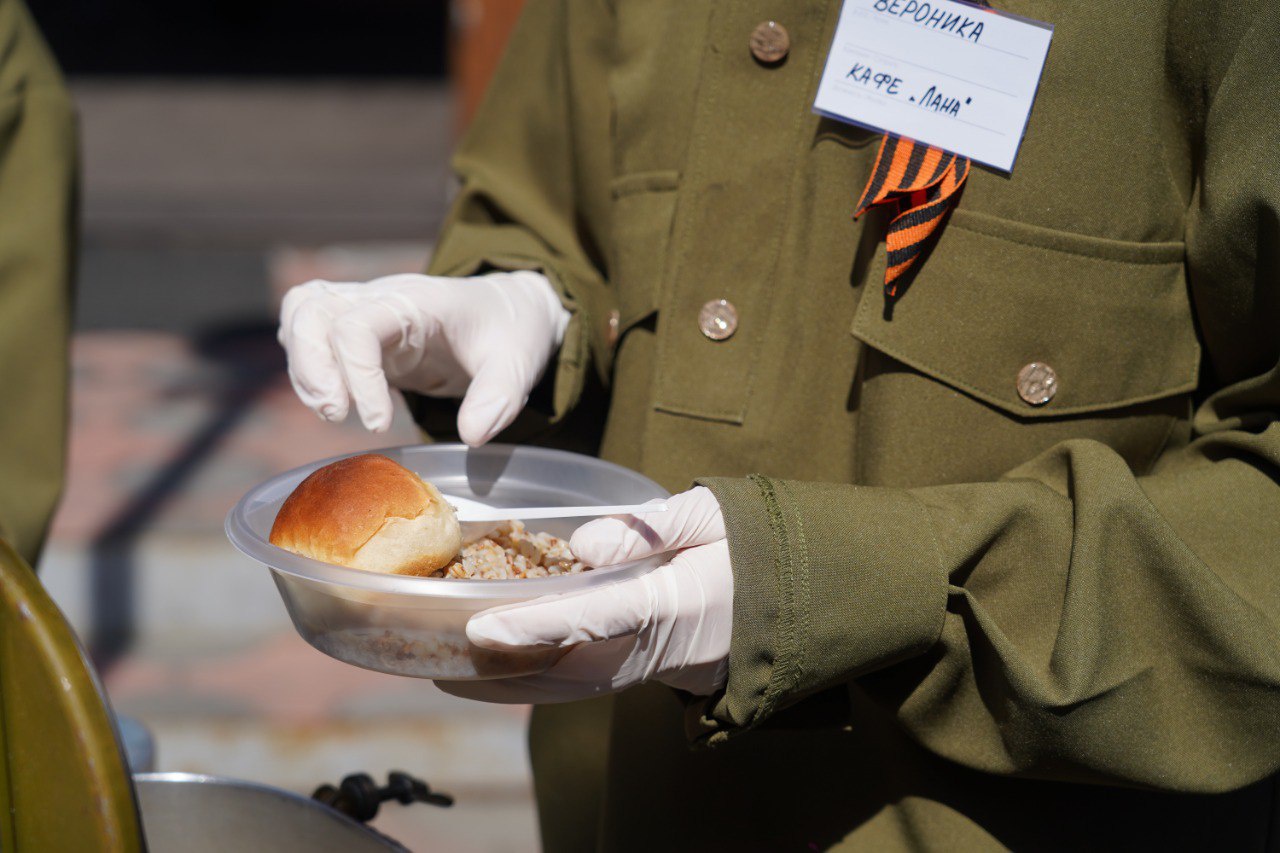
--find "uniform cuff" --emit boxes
[691,475,949,744]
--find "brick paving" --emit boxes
[54,327,423,542]
[43,323,541,851]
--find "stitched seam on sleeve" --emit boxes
[777,479,811,699]
[751,474,799,722]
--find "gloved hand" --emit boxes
[277,270,570,445]
[436,487,733,703]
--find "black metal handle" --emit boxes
[313,770,454,823]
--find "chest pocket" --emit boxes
[593,2,708,381]
[851,209,1199,487]
[593,171,679,382]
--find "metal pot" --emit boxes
[134,772,408,852]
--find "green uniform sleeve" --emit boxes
[0,0,76,567]
[407,0,614,443]
[693,8,1280,795]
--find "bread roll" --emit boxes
[269,454,462,576]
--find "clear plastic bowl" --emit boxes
[226,443,668,680]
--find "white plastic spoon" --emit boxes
[444,495,669,543]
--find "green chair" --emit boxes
[0,538,145,851]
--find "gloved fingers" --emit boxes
[279,282,357,422]
[328,299,417,433]
[570,486,726,567]
[279,280,371,347]
[653,540,733,677]
[456,353,532,447]
[361,282,472,397]
[466,577,656,651]
[434,637,638,705]
[385,332,470,398]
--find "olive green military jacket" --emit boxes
[0,0,75,567]
[416,0,1280,849]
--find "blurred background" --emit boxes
[28,1,536,849]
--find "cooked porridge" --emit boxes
[431,520,587,579]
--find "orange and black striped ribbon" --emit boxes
[854,135,971,297]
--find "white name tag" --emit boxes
[813,0,1053,173]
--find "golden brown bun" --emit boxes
[269,454,461,576]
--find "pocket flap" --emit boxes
[851,211,1200,417]
[611,171,679,330]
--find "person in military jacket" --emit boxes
[279,0,1280,848]
[0,0,76,568]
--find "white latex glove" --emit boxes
[278,270,570,445]
[436,487,733,703]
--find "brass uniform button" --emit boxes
[749,21,790,64]
[606,309,620,346]
[698,299,738,341]
[1016,362,1058,406]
